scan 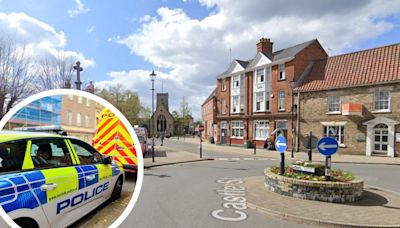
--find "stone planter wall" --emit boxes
[264,168,363,203]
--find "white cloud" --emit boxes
[0,12,94,67]
[87,25,95,33]
[106,0,400,119]
[68,0,90,17]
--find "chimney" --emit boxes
[64,79,71,89]
[256,37,273,54]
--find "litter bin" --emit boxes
[243,140,252,148]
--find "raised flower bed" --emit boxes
[265,166,363,203]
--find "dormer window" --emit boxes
[256,68,264,83]
[233,75,240,88]
[279,64,285,80]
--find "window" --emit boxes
[232,75,240,88]
[222,99,226,114]
[254,120,269,140]
[232,96,240,113]
[265,92,270,111]
[67,111,72,125]
[255,92,265,111]
[374,91,390,111]
[276,120,288,137]
[231,121,244,138]
[222,79,226,91]
[85,115,89,128]
[328,96,341,112]
[86,98,90,107]
[77,112,81,126]
[256,68,264,83]
[240,96,244,112]
[324,126,345,145]
[278,91,285,111]
[279,64,285,80]
[68,95,73,100]
[78,96,82,104]
[70,139,102,165]
[30,139,72,168]
[0,140,27,172]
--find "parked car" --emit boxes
[0,131,124,228]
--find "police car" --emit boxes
[0,131,125,228]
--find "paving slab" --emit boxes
[244,176,400,227]
[144,146,213,169]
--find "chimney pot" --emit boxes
[256,37,273,54]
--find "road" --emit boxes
[119,139,399,228]
[122,159,313,228]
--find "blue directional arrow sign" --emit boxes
[317,137,339,156]
[275,136,287,154]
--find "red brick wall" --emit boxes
[294,40,328,81]
[201,96,216,139]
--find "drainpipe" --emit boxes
[296,89,300,152]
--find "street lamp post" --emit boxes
[150,70,157,162]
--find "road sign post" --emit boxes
[317,137,339,181]
[275,136,288,175]
[200,131,203,158]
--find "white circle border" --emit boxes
[0,89,144,228]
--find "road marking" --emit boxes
[211,178,247,222]
[215,158,273,161]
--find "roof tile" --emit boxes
[299,43,400,92]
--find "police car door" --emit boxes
[65,139,114,217]
[30,138,79,227]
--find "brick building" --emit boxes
[297,43,400,157]
[61,95,97,143]
[201,88,217,140]
[215,38,327,148]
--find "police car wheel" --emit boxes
[110,176,123,201]
[13,217,39,228]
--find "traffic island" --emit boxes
[264,167,364,203]
[245,176,400,227]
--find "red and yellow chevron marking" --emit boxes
[93,109,137,166]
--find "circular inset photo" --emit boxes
[0,89,143,228]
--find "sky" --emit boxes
[0,0,399,120]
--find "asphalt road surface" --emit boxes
[122,159,314,228]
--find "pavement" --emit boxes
[245,176,400,227]
[144,144,213,168]
[168,136,400,165]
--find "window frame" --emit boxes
[231,121,244,139]
[373,91,390,112]
[254,92,265,112]
[327,95,341,113]
[30,138,74,168]
[254,120,269,140]
[256,68,265,84]
[221,79,227,91]
[69,138,103,165]
[278,64,286,80]
[221,98,226,114]
[0,139,28,173]
[278,90,285,111]
[324,125,345,146]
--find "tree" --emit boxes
[34,53,75,90]
[95,84,149,126]
[0,35,34,118]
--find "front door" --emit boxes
[373,124,389,154]
[221,129,227,145]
